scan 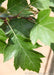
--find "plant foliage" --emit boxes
[0,0,54,73]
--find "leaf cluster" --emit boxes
[0,0,54,73]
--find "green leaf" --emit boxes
[51,43,54,51]
[4,34,44,72]
[0,28,7,42]
[30,0,49,10]
[3,18,35,38]
[0,41,6,53]
[7,0,32,16]
[50,7,54,12]
[0,19,4,26]
[3,21,44,72]
[30,9,54,46]
[49,0,54,7]
[9,18,34,37]
[0,28,7,54]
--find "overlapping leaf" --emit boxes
[0,0,53,73]
[0,28,7,42]
[0,29,7,53]
[1,18,44,72]
[30,9,54,46]
[0,15,44,72]
[7,0,33,16]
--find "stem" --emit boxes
[0,16,35,24]
[6,21,17,38]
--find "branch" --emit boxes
[0,15,35,23]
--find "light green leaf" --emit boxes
[49,0,54,7]
[0,19,4,26]
[30,9,54,46]
[7,0,32,16]
[30,0,49,10]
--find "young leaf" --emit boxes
[7,0,32,16]
[4,34,44,72]
[30,0,49,10]
[0,19,4,26]
[30,9,54,46]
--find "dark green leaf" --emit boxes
[51,43,54,51]
[4,34,44,72]
[50,7,54,12]
[10,18,35,37]
[0,28,7,54]
[30,9,54,46]
[4,18,35,38]
[3,20,44,72]
[0,41,6,53]
[0,28,8,42]
[7,0,32,16]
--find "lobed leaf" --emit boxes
[0,28,8,42]
[2,20,44,72]
[4,33,44,72]
[30,9,54,46]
